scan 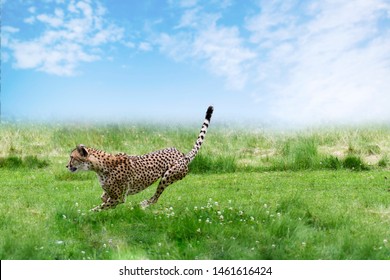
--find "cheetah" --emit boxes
[66,106,214,211]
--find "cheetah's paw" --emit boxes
[140,200,150,209]
[90,206,102,212]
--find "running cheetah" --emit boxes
[66,106,214,211]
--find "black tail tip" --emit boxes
[206,106,214,120]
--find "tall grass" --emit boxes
[1,123,389,172]
[271,137,319,170]
[190,154,237,174]
[0,155,50,169]
[266,137,371,171]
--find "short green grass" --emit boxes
[0,123,389,259]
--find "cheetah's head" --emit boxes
[66,144,91,172]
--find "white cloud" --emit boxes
[36,8,64,27]
[3,0,124,76]
[139,42,152,51]
[24,6,38,24]
[192,24,256,90]
[247,0,390,124]
[2,26,19,33]
[157,0,390,124]
[157,6,256,90]
[175,7,203,29]
[28,6,36,13]
[1,26,19,62]
[24,16,36,24]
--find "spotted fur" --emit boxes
[66,106,214,211]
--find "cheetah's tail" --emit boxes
[186,106,214,163]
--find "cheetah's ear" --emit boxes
[77,144,88,157]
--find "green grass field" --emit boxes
[0,123,389,259]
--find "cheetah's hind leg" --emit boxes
[101,191,109,203]
[140,162,189,208]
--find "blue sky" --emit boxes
[2,0,390,125]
